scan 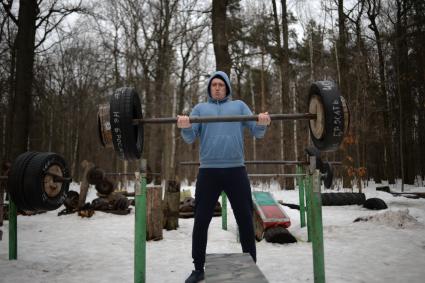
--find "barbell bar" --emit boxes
[248,173,308,177]
[98,81,350,160]
[0,172,72,183]
[179,160,342,166]
[132,113,316,125]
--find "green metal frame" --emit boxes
[221,192,227,230]
[9,198,17,260]
[134,159,147,283]
[296,165,306,228]
[305,169,326,283]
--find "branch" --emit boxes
[1,0,18,24]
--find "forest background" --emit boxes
[0,0,424,190]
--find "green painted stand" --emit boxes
[134,159,147,283]
[306,169,326,283]
[221,192,227,231]
[305,174,313,242]
[296,166,306,228]
[9,198,17,260]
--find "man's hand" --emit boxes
[257,112,271,126]
[177,115,192,128]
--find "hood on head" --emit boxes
[207,71,232,102]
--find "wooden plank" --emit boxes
[79,160,94,209]
[146,185,163,241]
[205,253,268,283]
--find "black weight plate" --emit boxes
[109,87,143,160]
[95,179,114,195]
[8,152,39,210]
[63,190,79,210]
[309,81,345,151]
[86,167,105,185]
[24,152,70,211]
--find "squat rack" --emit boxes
[3,156,326,283]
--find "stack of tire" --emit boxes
[86,167,115,196]
[321,192,388,210]
[321,192,366,206]
[86,166,131,215]
[8,152,70,212]
[179,197,222,218]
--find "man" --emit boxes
[177,71,271,283]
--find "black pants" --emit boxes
[192,167,256,271]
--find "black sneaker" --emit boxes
[185,270,205,283]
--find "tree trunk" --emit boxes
[367,0,395,184]
[212,0,231,75]
[9,0,38,160]
[281,0,294,189]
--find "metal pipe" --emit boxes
[45,172,72,183]
[133,113,317,125]
[180,160,342,166]
[104,172,160,176]
[248,173,306,177]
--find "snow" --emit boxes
[1,182,425,283]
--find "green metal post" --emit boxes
[221,192,227,231]
[296,166,306,228]
[310,169,326,283]
[135,160,147,283]
[9,197,17,260]
[305,174,313,242]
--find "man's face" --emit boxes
[210,78,227,100]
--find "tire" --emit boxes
[95,179,114,195]
[109,87,143,160]
[7,152,39,211]
[309,81,345,152]
[63,190,79,210]
[322,162,333,189]
[320,193,330,206]
[86,167,105,185]
[114,196,129,210]
[24,152,70,211]
[354,193,366,205]
[363,198,387,210]
[321,193,366,206]
[264,226,297,244]
[91,197,110,210]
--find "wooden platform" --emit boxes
[205,253,269,283]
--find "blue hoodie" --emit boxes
[181,71,267,168]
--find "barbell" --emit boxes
[97,81,350,160]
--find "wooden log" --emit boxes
[146,185,163,241]
[79,160,94,209]
[163,180,180,230]
[205,253,269,283]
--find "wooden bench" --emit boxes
[205,253,269,283]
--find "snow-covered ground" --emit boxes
[1,181,425,283]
